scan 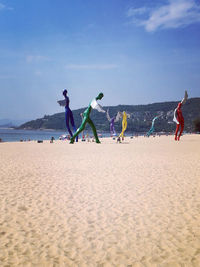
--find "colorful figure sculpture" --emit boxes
[70,93,105,144]
[147,116,159,137]
[106,109,121,137]
[57,89,78,142]
[173,90,188,141]
[119,111,130,139]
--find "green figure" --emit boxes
[70,93,105,144]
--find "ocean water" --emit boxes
[0,128,114,142]
[0,128,66,142]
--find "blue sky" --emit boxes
[0,0,200,121]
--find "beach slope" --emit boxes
[0,135,200,266]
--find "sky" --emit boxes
[0,0,200,121]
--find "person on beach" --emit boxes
[70,93,105,144]
[173,90,188,141]
[117,136,121,143]
[57,89,78,142]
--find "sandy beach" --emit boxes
[0,134,200,266]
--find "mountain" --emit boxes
[18,98,200,133]
[0,119,28,128]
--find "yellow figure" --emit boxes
[119,111,128,138]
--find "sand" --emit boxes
[0,134,200,266]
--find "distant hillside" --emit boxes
[0,119,27,128]
[18,98,200,133]
[0,123,14,128]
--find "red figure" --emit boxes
[174,91,188,141]
[174,102,184,141]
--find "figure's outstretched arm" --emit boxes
[91,99,106,113]
[96,103,106,113]
[114,111,123,122]
[126,112,131,119]
[57,99,66,106]
[173,108,179,124]
[106,109,111,121]
[181,90,188,105]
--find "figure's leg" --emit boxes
[113,125,116,136]
[119,123,124,138]
[175,124,180,140]
[70,118,87,144]
[113,129,116,136]
[110,124,114,136]
[147,127,151,137]
[88,118,100,143]
[124,121,127,132]
[120,121,126,138]
[122,120,127,138]
[178,121,184,140]
[65,109,73,137]
[149,126,154,136]
[121,121,125,137]
[69,110,78,142]
[111,122,116,136]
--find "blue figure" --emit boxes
[58,89,78,142]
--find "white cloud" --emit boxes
[127,0,200,32]
[65,64,118,70]
[26,55,50,63]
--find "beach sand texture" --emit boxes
[0,135,200,266]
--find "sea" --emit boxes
[0,128,114,142]
[0,128,67,142]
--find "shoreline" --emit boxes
[0,132,199,144]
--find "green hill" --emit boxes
[18,98,200,133]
